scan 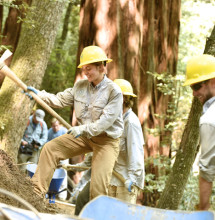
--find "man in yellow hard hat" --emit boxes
[184,54,215,210]
[27,45,124,200]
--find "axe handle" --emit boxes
[59,164,126,183]
[112,170,126,183]
[0,63,72,130]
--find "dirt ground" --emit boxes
[0,149,75,216]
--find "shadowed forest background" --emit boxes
[0,0,215,211]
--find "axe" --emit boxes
[0,50,72,130]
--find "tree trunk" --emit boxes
[56,1,73,60]
[139,0,180,159]
[0,5,3,34]
[157,24,215,209]
[0,0,32,86]
[75,0,119,80]
[0,0,66,162]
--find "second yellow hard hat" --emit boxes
[114,79,137,97]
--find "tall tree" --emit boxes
[157,25,215,209]
[0,0,32,86]
[139,0,180,159]
[0,0,66,161]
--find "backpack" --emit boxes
[27,119,43,133]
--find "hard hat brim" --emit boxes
[78,58,112,68]
[183,72,215,86]
[123,92,137,97]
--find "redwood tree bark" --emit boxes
[0,5,3,33]
[139,0,180,159]
[0,0,66,161]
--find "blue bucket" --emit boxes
[27,163,66,192]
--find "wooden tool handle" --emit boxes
[0,62,72,130]
[58,164,126,183]
[112,170,126,183]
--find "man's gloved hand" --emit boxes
[124,179,133,192]
[27,86,39,94]
[67,125,85,138]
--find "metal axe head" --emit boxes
[0,49,13,62]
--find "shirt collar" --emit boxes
[123,108,132,120]
[202,97,215,114]
[90,75,107,90]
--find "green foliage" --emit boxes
[147,71,176,96]
[0,1,36,29]
[179,173,215,210]
[16,2,36,29]
[179,174,199,210]
[144,156,171,193]
[178,0,215,75]
[0,0,18,8]
[143,156,171,207]
[146,71,188,150]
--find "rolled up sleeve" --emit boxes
[199,123,215,182]
[38,88,74,108]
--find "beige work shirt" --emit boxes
[38,75,124,139]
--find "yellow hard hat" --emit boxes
[183,54,215,86]
[114,79,137,97]
[78,46,112,68]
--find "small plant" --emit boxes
[179,173,199,210]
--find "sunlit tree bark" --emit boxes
[0,0,66,161]
[139,0,180,159]
[0,5,3,33]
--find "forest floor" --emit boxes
[0,149,75,217]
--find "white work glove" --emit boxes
[124,179,133,192]
[67,125,85,138]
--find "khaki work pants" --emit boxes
[108,185,139,204]
[31,133,119,200]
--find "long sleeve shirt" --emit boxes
[38,76,123,139]
[47,126,68,142]
[199,97,215,182]
[110,109,145,189]
[22,116,48,147]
